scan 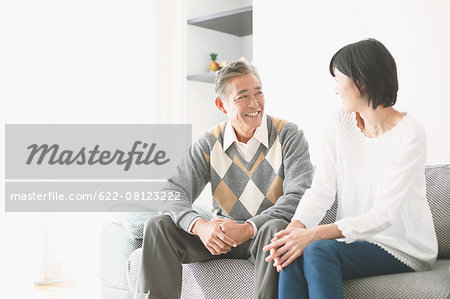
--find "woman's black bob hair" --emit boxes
[329,38,398,109]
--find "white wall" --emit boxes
[186,0,252,139]
[253,0,450,165]
[0,0,185,288]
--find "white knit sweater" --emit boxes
[293,108,438,271]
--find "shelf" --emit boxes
[186,5,252,83]
[187,72,217,83]
[187,6,252,37]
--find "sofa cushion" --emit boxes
[425,165,450,258]
[181,259,255,298]
[126,247,450,299]
[126,248,255,298]
[343,259,450,298]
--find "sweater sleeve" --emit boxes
[248,126,314,229]
[161,134,211,232]
[335,122,427,243]
[292,109,340,228]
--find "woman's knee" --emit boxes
[279,257,308,299]
[304,240,339,262]
[280,256,304,275]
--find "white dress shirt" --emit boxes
[223,114,269,162]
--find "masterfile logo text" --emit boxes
[4,124,191,212]
[26,141,170,171]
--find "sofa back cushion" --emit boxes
[319,164,450,258]
[425,165,450,258]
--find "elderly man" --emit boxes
[134,60,314,299]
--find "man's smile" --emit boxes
[244,111,260,117]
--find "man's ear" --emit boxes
[215,97,227,114]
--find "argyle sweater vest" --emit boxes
[164,114,313,232]
[203,116,292,221]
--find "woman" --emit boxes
[263,38,438,299]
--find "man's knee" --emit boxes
[251,219,289,253]
[257,218,289,238]
[143,214,176,238]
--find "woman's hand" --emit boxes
[265,220,307,271]
[264,222,344,270]
[263,225,315,270]
[285,219,306,230]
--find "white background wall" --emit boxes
[186,0,252,139]
[253,0,450,165]
[0,0,185,290]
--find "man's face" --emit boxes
[222,74,265,142]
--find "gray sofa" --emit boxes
[100,164,450,298]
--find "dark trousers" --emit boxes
[135,215,288,299]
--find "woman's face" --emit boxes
[334,68,365,113]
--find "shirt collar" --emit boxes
[223,114,268,151]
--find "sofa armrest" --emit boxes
[110,203,212,240]
[115,211,161,239]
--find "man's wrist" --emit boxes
[188,217,202,234]
[244,222,255,239]
[191,218,207,236]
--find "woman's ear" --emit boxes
[355,80,366,97]
[215,97,227,114]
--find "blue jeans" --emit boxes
[278,240,413,299]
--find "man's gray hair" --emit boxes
[214,59,262,100]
